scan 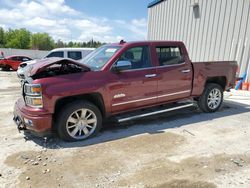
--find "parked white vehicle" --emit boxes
[17,48,95,79]
[45,48,95,60]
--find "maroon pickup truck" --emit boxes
[13,41,237,141]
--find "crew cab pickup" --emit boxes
[13,41,237,141]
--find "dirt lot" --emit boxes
[0,71,250,188]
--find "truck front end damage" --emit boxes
[13,57,90,136]
[13,94,53,136]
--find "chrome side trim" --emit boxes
[119,66,155,72]
[156,62,186,68]
[118,103,194,123]
[112,96,157,107]
[112,90,191,106]
[157,90,191,99]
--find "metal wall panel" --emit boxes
[198,0,209,61]
[240,2,250,77]
[148,0,250,81]
[220,0,233,60]
[0,48,49,59]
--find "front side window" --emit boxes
[156,46,182,66]
[46,51,64,58]
[68,51,82,60]
[81,46,121,70]
[116,46,151,70]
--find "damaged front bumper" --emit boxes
[13,98,53,136]
[13,115,26,132]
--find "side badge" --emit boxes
[114,93,126,99]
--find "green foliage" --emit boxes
[0,27,5,47]
[0,27,106,50]
[31,33,55,50]
[57,40,103,48]
[5,28,31,49]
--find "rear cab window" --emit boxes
[46,51,64,58]
[67,51,82,60]
[156,46,183,66]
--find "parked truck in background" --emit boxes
[13,41,237,141]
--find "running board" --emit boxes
[117,103,195,123]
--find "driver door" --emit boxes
[107,45,157,114]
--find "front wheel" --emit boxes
[198,83,223,113]
[56,101,102,141]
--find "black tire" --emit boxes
[198,83,223,113]
[55,100,102,141]
[2,66,10,71]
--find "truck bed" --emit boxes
[191,61,237,96]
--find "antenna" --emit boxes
[119,40,126,44]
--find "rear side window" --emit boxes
[46,51,64,58]
[21,57,31,62]
[156,46,182,66]
[67,51,82,60]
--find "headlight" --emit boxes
[24,83,43,108]
[24,84,42,96]
[25,96,43,108]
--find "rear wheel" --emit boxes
[2,66,11,71]
[198,83,223,113]
[56,101,102,141]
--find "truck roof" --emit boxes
[51,48,95,52]
[110,40,185,47]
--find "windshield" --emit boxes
[80,45,121,70]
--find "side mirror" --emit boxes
[113,60,132,72]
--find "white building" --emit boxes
[147,0,250,81]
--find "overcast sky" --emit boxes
[0,0,152,43]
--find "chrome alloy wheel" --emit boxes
[66,108,97,140]
[207,88,222,110]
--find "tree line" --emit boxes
[0,27,104,51]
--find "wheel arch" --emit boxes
[54,93,106,119]
[2,64,12,70]
[205,76,227,90]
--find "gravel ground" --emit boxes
[0,71,250,188]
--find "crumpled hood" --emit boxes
[26,57,91,77]
[19,59,37,68]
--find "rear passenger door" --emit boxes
[67,51,82,60]
[153,45,193,103]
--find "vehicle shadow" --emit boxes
[24,100,250,149]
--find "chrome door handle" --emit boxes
[145,74,157,78]
[181,69,191,73]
